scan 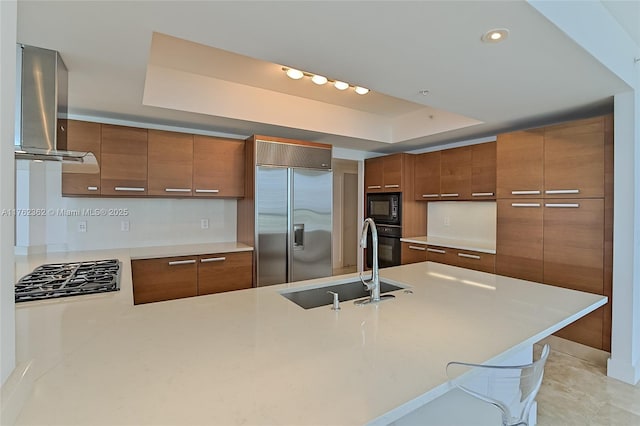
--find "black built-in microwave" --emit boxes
[366,192,401,226]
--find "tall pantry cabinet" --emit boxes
[495,114,613,351]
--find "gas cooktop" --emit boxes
[15,259,121,303]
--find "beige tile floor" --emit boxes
[536,348,640,426]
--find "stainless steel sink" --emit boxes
[280,280,404,309]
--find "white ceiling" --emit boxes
[16,1,633,153]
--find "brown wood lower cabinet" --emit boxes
[132,251,253,304]
[426,246,495,274]
[198,252,253,295]
[401,242,427,264]
[132,256,198,305]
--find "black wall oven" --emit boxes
[366,223,402,269]
[366,193,402,268]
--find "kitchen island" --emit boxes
[6,247,605,425]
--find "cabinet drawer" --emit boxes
[453,250,495,273]
[132,255,198,304]
[401,242,427,264]
[425,246,457,266]
[198,251,253,295]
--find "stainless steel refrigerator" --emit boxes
[255,153,332,286]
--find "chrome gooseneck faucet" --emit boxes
[359,217,381,303]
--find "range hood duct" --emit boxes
[14,44,98,174]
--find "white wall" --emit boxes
[427,202,496,245]
[528,0,640,385]
[0,0,17,387]
[15,161,237,253]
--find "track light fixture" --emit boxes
[282,67,369,95]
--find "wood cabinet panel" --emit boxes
[454,250,495,274]
[496,199,544,282]
[198,251,253,295]
[61,120,101,195]
[440,146,471,200]
[364,156,384,192]
[471,142,496,199]
[425,246,458,266]
[544,118,605,198]
[543,199,604,294]
[383,154,403,190]
[100,124,148,196]
[425,245,494,273]
[147,130,193,196]
[413,151,441,201]
[555,306,604,349]
[401,242,427,264]
[132,256,198,305]
[496,129,544,198]
[193,136,245,198]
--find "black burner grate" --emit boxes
[15,259,121,302]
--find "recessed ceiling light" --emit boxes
[354,86,369,95]
[481,28,509,43]
[285,68,304,79]
[334,81,349,91]
[311,75,328,85]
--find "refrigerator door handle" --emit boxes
[293,224,304,250]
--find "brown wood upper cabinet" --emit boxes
[496,129,544,198]
[61,120,101,196]
[148,130,194,197]
[471,142,496,199]
[100,124,148,196]
[193,136,245,198]
[440,146,471,200]
[365,154,404,193]
[544,117,605,199]
[413,142,495,201]
[497,116,606,199]
[413,151,441,201]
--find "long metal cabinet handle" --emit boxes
[422,194,439,198]
[408,245,426,251]
[115,187,145,192]
[195,189,220,193]
[441,193,459,197]
[458,253,481,260]
[545,189,580,194]
[472,192,494,197]
[427,248,446,254]
[200,257,226,263]
[367,185,382,189]
[165,188,192,193]
[511,190,541,195]
[385,184,400,188]
[87,186,98,191]
[168,259,196,266]
[511,203,541,207]
[545,203,580,208]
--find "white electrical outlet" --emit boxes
[121,221,130,232]
[78,221,87,233]
[444,216,450,226]
[201,219,209,229]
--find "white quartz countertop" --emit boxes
[10,250,604,425]
[400,236,496,254]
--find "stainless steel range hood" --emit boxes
[14,44,98,174]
